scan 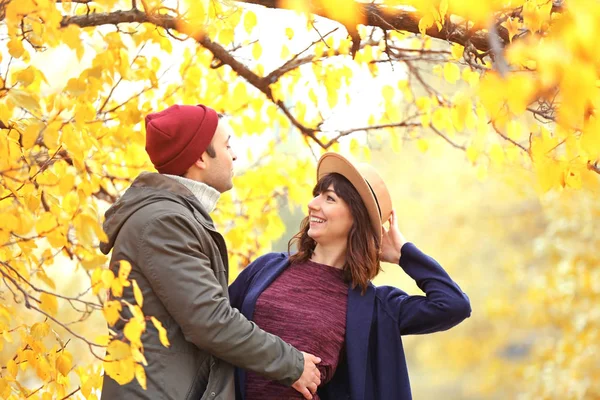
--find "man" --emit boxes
[99,104,321,400]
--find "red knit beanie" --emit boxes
[145,104,219,176]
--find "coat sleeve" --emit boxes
[380,243,471,335]
[138,212,303,386]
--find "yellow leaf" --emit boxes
[36,269,56,290]
[30,322,50,339]
[56,353,73,377]
[564,167,582,189]
[416,138,429,153]
[503,17,520,42]
[382,85,394,102]
[581,126,600,159]
[103,301,122,326]
[131,345,148,366]
[418,14,434,35]
[135,364,147,390]
[7,89,40,113]
[252,42,262,60]
[101,269,115,290]
[125,303,144,320]
[151,317,170,348]
[219,28,234,46]
[35,212,57,234]
[132,280,143,307]
[40,293,58,316]
[243,11,257,34]
[14,67,35,87]
[466,145,479,164]
[320,0,362,28]
[112,279,124,297]
[35,356,51,380]
[443,63,460,84]
[439,0,448,21]
[506,120,525,141]
[176,0,206,38]
[95,334,110,346]
[43,125,61,149]
[327,90,338,109]
[118,260,132,286]
[462,68,480,87]
[285,27,294,40]
[0,378,8,398]
[105,357,136,385]
[489,144,505,166]
[7,359,17,379]
[451,44,464,61]
[7,39,25,59]
[22,120,43,149]
[124,318,146,348]
[106,340,131,361]
[432,107,451,131]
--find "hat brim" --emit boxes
[317,153,382,238]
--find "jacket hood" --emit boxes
[100,172,212,254]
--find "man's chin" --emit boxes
[220,182,234,193]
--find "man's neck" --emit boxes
[164,174,220,213]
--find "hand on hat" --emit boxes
[381,209,407,264]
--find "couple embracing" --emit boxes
[99,104,470,400]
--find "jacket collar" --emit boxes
[130,172,218,231]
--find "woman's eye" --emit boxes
[327,196,335,201]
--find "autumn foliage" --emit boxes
[0,0,599,398]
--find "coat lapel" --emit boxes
[345,283,376,400]
[240,256,289,318]
[238,256,290,400]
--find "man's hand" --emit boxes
[291,352,322,400]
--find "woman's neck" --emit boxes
[310,243,347,269]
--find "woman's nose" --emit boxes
[308,196,320,211]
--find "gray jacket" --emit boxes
[99,173,303,400]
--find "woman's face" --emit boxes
[307,184,354,246]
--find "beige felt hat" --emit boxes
[317,152,392,238]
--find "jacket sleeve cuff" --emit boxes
[398,242,419,266]
[277,349,304,387]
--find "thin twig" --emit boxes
[429,126,467,150]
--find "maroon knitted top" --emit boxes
[245,259,349,399]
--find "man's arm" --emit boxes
[138,212,304,385]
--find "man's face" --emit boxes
[203,120,237,193]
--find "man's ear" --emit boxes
[193,153,208,170]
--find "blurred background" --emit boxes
[1,0,599,399]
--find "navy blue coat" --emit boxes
[229,243,471,400]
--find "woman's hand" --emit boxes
[381,209,407,264]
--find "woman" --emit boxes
[229,152,471,400]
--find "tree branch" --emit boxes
[430,126,467,150]
[324,121,422,148]
[587,161,600,175]
[242,0,507,53]
[53,2,550,154]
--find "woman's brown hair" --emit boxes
[288,173,381,293]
